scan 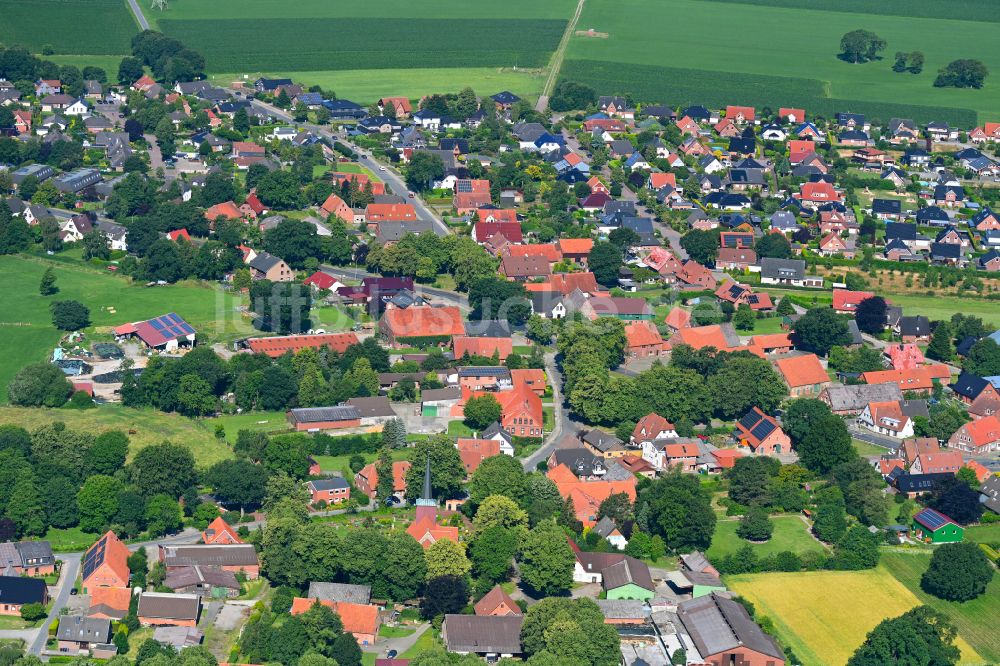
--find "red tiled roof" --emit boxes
[303,271,338,290]
[625,321,664,349]
[558,238,594,255]
[382,306,465,338]
[775,354,829,388]
[453,336,513,360]
[291,598,380,636]
[204,201,242,221]
[670,325,732,351]
[247,332,359,357]
[832,289,875,312]
[366,203,416,222]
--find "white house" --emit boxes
[65,99,90,116]
[856,401,913,439]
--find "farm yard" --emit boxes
[562,0,1000,123]
[0,253,253,403]
[727,564,985,666]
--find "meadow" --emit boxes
[0,0,136,55]
[727,565,983,665]
[0,253,254,402]
[706,515,827,560]
[563,0,1000,123]
[160,18,566,74]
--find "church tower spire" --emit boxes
[414,455,437,522]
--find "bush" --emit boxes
[66,390,95,409]
[736,506,773,542]
[20,602,47,622]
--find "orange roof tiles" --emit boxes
[247,333,359,358]
[83,530,130,587]
[291,598,380,636]
[204,201,242,221]
[862,366,948,391]
[202,516,242,544]
[382,306,465,338]
[665,307,691,330]
[88,586,132,617]
[505,243,562,262]
[775,354,829,388]
[453,336,513,361]
[670,324,732,351]
[959,414,1000,448]
[558,238,594,255]
[625,321,665,349]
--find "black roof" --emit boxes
[956,335,981,357]
[0,575,47,605]
[894,472,953,493]
[491,91,520,105]
[930,242,961,260]
[898,315,931,337]
[728,137,755,154]
[82,533,110,581]
[872,198,901,214]
[916,206,948,223]
[683,105,711,120]
[951,372,990,400]
[884,222,917,241]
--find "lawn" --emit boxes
[852,438,890,457]
[563,0,1000,123]
[378,625,416,639]
[880,550,1000,663]
[42,525,100,553]
[706,515,827,561]
[748,317,785,335]
[0,0,137,55]
[0,253,254,401]
[210,411,291,443]
[0,405,235,467]
[727,566,982,666]
[964,523,1000,545]
[314,448,413,478]
[400,627,439,659]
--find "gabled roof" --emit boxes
[775,354,828,388]
[473,585,521,616]
[443,615,523,654]
[677,592,783,661]
[82,531,130,585]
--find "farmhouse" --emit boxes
[677,593,785,666]
[290,598,381,646]
[774,354,830,397]
[82,531,130,591]
[380,306,465,347]
[137,592,201,627]
[0,540,55,576]
[159,544,260,579]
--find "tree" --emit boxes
[776,296,795,317]
[733,303,755,331]
[421,575,470,620]
[464,394,502,430]
[840,29,886,63]
[708,356,786,419]
[597,491,634,526]
[425,538,471,580]
[737,505,773,541]
[930,477,983,524]
[963,338,1000,377]
[855,296,887,335]
[588,241,623,288]
[84,431,130,477]
[176,374,217,416]
[813,495,847,543]
[926,321,954,361]
[848,606,960,666]
[38,268,58,296]
[5,475,46,537]
[520,597,620,666]
[680,229,718,265]
[145,494,182,536]
[19,602,46,622]
[469,456,527,506]
[469,525,518,584]
[406,152,445,191]
[608,227,640,252]
[467,277,531,325]
[754,233,791,259]
[250,280,312,334]
[833,525,880,569]
[130,442,197,498]
[77,475,124,532]
[206,459,268,512]
[792,307,851,355]
[473,495,528,532]
[117,56,144,84]
[50,300,90,330]
[42,477,78,528]
[635,470,716,552]
[728,456,780,507]
[784,399,855,474]
[908,51,925,74]
[518,519,575,596]
[7,363,73,407]
[920,542,994,602]
[934,59,988,88]
[263,219,322,268]
[549,80,597,112]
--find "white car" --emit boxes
[379,166,387,172]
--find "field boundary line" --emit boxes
[537,0,585,110]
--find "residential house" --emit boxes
[379,306,465,347]
[0,541,54,576]
[861,366,949,394]
[950,372,1000,405]
[733,408,790,455]
[247,252,293,282]
[474,586,521,617]
[642,438,701,473]
[593,517,629,550]
[948,414,1000,455]
[55,616,114,656]
[354,460,411,499]
[306,477,351,505]
[290,598,381,645]
[857,401,914,439]
[896,315,931,342]
[82,531,130,591]
[442,615,523,659]
[912,508,963,544]
[0,576,48,616]
[759,258,823,287]
[774,354,830,397]
[624,320,667,359]
[832,289,875,314]
[137,592,201,627]
[631,413,678,445]
[201,517,242,545]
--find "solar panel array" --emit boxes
[737,411,760,432]
[749,419,776,442]
[915,508,949,530]
[455,180,473,193]
[81,535,108,581]
[148,313,194,339]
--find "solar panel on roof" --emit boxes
[82,536,107,580]
[737,412,759,432]
[749,420,776,441]
[916,509,949,530]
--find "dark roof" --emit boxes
[307,582,371,604]
[309,477,351,491]
[491,91,520,105]
[551,448,603,477]
[872,198,901,214]
[582,429,625,453]
[163,565,240,591]
[137,592,200,621]
[160,544,259,568]
[930,242,961,260]
[0,575,47,605]
[760,257,805,280]
[677,593,783,661]
[894,472,953,493]
[56,616,112,643]
[884,222,917,241]
[898,315,931,337]
[951,372,990,400]
[345,396,395,418]
[289,405,361,423]
[602,556,655,592]
[465,320,512,338]
[248,251,284,273]
[916,206,949,223]
[444,615,523,654]
[458,366,511,378]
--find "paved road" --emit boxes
[522,352,575,470]
[620,185,688,259]
[536,0,587,111]
[144,133,165,173]
[25,554,81,654]
[126,0,150,30]
[248,99,448,235]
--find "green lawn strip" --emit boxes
[378,625,416,638]
[852,438,890,457]
[313,448,413,478]
[0,405,234,467]
[880,550,1000,662]
[42,525,98,553]
[706,514,826,561]
[693,0,1000,23]
[749,317,786,335]
[964,524,1000,544]
[400,627,439,659]
[212,411,291,442]
[447,420,475,437]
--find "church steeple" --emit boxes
[414,455,437,522]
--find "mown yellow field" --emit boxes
[727,569,983,666]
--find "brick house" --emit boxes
[948,415,1000,455]
[733,407,790,455]
[306,477,351,505]
[137,592,201,627]
[774,354,830,397]
[354,460,411,499]
[82,531,130,591]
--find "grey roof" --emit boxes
[596,599,647,620]
[981,475,1000,514]
[346,396,395,418]
[680,551,712,573]
[822,383,902,412]
[248,251,284,273]
[56,616,112,643]
[582,429,625,453]
[465,319,512,338]
[421,387,462,402]
[458,366,511,379]
[593,516,621,539]
[0,574,46,604]
[444,615,523,654]
[677,593,783,661]
[900,399,929,420]
[602,557,655,592]
[481,422,512,441]
[163,565,240,591]
[160,544,259,568]
[0,540,54,568]
[759,257,806,280]
[53,168,101,193]
[309,477,351,491]
[899,315,931,337]
[153,626,203,649]
[307,582,371,604]
[137,592,201,621]
[289,405,361,423]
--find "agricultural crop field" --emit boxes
[0,253,253,403]
[0,0,136,55]
[728,564,983,665]
[562,0,1000,124]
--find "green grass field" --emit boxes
[707,515,826,561]
[880,550,1000,663]
[0,253,254,402]
[563,0,1000,123]
[964,524,1000,544]
[0,0,136,55]
[728,564,983,665]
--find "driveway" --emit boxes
[363,622,431,656]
